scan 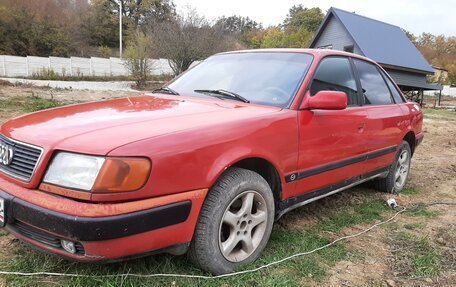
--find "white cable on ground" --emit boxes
[0,202,454,280]
[0,208,408,279]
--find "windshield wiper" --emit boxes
[194,89,249,103]
[152,86,180,96]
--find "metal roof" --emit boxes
[396,81,443,91]
[309,7,435,74]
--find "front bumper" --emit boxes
[0,177,207,261]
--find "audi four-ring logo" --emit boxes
[0,143,14,166]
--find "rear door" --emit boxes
[352,59,404,172]
[287,56,368,199]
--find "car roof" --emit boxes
[217,48,377,64]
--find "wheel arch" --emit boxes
[231,157,282,205]
[208,155,283,208]
[403,131,416,155]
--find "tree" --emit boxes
[216,15,261,34]
[412,33,456,85]
[123,30,155,87]
[29,18,72,57]
[0,0,90,56]
[215,15,262,49]
[240,29,267,49]
[283,5,324,33]
[260,27,312,49]
[149,8,238,75]
[0,3,72,56]
[107,0,175,28]
[82,0,120,48]
[98,46,113,58]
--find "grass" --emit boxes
[319,200,389,232]
[407,204,440,218]
[0,195,391,287]
[414,238,441,277]
[401,187,419,195]
[403,223,425,230]
[0,95,63,113]
[390,232,442,278]
[423,108,456,121]
[26,68,173,83]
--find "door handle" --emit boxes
[358,123,365,133]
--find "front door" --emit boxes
[285,56,368,199]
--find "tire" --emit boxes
[374,141,412,194]
[188,167,275,275]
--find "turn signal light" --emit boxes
[92,157,151,193]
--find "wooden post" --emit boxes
[438,89,442,107]
[420,89,424,106]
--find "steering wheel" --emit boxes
[262,86,290,104]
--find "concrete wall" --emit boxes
[424,85,456,97]
[0,55,174,77]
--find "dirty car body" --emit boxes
[0,49,423,271]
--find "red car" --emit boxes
[0,49,423,274]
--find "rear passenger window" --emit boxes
[310,57,358,105]
[381,71,406,103]
[354,60,393,105]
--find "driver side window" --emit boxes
[310,57,359,106]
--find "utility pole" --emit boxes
[118,0,123,58]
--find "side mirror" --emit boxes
[301,90,348,110]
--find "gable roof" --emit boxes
[309,7,434,74]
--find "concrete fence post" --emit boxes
[25,56,29,76]
[69,57,73,76]
[2,56,5,77]
[0,54,171,78]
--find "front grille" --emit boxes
[0,134,42,182]
[13,221,85,255]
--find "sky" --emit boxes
[173,0,456,36]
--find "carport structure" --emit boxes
[308,7,442,104]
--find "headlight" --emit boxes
[44,153,105,191]
[44,152,151,192]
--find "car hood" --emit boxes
[0,94,280,155]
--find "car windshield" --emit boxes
[167,52,313,108]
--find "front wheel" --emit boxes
[189,167,275,275]
[374,141,412,194]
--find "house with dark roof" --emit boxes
[308,7,442,98]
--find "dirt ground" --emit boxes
[0,83,141,122]
[423,94,456,108]
[0,85,455,286]
[311,102,456,286]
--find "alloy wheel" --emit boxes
[218,190,268,262]
[394,149,410,190]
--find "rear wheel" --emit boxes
[189,167,275,275]
[374,141,411,194]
